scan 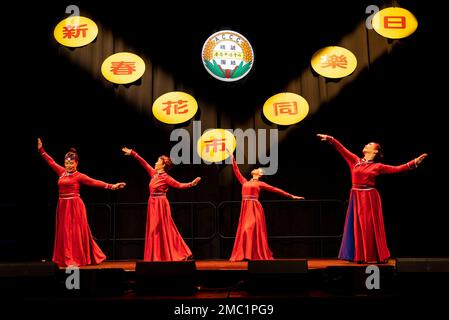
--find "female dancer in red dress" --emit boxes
[227,150,304,261]
[38,138,126,267]
[122,147,201,261]
[317,134,427,263]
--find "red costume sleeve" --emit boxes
[329,137,359,167]
[131,150,156,177]
[164,175,193,189]
[39,147,65,176]
[259,181,294,198]
[78,173,112,189]
[231,155,247,185]
[378,160,417,175]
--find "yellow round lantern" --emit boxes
[263,92,309,126]
[372,7,418,39]
[197,129,236,163]
[152,92,198,124]
[101,52,145,84]
[311,46,357,79]
[54,16,98,48]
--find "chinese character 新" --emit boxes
[62,24,88,39]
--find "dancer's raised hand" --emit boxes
[317,134,332,141]
[415,153,428,166]
[122,147,132,156]
[191,177,202,186]
[112,182,126,190]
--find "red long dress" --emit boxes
[329,138,417,263]
[131,151,194,261]
[230,156,295,261]
[39,148,112,267]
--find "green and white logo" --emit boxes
[202,30,254,82]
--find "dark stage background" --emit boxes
[1,1,445,261]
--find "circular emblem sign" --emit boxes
[152,91,198,124]
[202,30,254,82]
[372,7,418,39]
[197,129,236,163]
[263,92,309,126]
[54,16,98,47]
[311,46,357,79]
[101,52,145,84]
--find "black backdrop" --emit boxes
[1,0,445,261]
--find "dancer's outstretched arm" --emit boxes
[122,147,156,177]
[317,134,358,167]
[379,153,428,174]
[165,176,201,189]
[259,181,304,200]
[227,149,247,185]
[78,173,126,190]
[38,138,65,176]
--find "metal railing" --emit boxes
[45,199,345,259]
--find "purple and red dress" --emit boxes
[328,138,417,263]
[230,156,295,261]
[39,148,112,267]
[131,151,194,261]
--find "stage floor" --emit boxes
[77,258,396,271]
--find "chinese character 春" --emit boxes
[110,61,136,75]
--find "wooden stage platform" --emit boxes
[2,258,449,317]
[77,258,396,271]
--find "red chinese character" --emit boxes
[273,102,298,116]
[162,100,189,115]
[110,61,136,75]
[384,16,406,29]
[204,138,226,153]
[62,24,89,39]
[321,55,347,69]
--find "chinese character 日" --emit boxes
[383,16,406,29]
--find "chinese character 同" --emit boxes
[273,102,298,116]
